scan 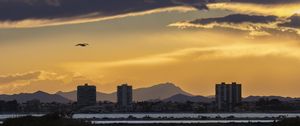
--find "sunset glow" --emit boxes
[0,0,300,98]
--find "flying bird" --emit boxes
[75,43,89,47]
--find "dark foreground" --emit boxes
[1,113,300,126]
[2,113,90,126]
[95,123,271,126]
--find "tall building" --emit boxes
[117,84,133,107]
[216,82,242,111]
[77,84,96,106]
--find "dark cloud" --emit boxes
[0,71,41,83]
[0,0,209,22]
[230,0,300,4]
[279,14,300,28]
[191,14,278,24]
[170,14,300,37]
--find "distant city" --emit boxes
[0,82,298,114]
[77,82,242,112]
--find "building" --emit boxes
[77,84,96,106]
[216,82,242,111]
[117,84,133,107]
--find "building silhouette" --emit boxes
[216,82,242,111]
[77,84,96,106]
[117,84,133,107]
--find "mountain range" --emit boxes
[0,91,70,103]
[56,82,192,102]
[163,94,213,103]
[0,83,299,103]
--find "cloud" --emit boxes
[0,70,68,84]
[207,2,300,17]
[0,71,41,83]
[169,14,300,37]
[0,0,211,28]
[172,44,300,61]
[0,71,97,93]
[190,14,278,24]
[279,14,300,28]
[230,0,300,5]
[63,53,178,70]
[63,41,300,74]
[169,14,281,36]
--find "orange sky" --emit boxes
[0,2,300,97]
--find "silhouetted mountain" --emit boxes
[56,91,114,102]
[133,83,192,101]
[163,94,213,103]
[57,82,192,102]
[56,91,77,101]
[243,96,300,102]
[0,91,70,103]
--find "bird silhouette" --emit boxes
[75,43,89,47]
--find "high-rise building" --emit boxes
[77,84,96,106]
[216,82,242,111]
[117,84,133,107]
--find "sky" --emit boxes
[0,0,300,97]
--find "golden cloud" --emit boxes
[169,13,300,37]
[208,2,300,17]
[0,6,196,28]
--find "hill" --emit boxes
[0,91,70,103]
[163,94,213,103]
[57,82,192,102]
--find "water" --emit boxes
[91,120,276,124]
[0,113,298,124]
[0,114,43,120]
[0,114,43,124]
[0,119,276,124]
[0,113,299,120]
[73,113,300,119]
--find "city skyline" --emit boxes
[77,83,97,106]
[117,84,133,108]
[216,82,242,111]
[0,82,295,99]
[1,0,300,97]
[0,81,298,98]
[1,1,300,126]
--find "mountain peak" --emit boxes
[56,91,63,94]
[132,82,192,101]
[156,82,176,86]
[151,82,180,89]
[57,82,193,102]
[34,91,48,95]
